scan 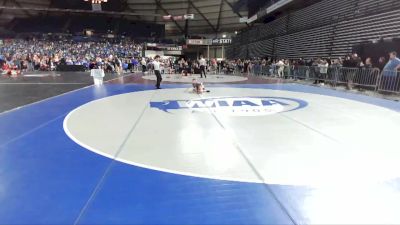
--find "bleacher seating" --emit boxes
[248,39,274,58]
[357,0,398,15]
[331,8,400,58]
[258,15,288,41]
[237,45,247,59]
[228,0,400,59]
[275,25,334,59]
[287,0,357,32]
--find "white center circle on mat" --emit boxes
[64,88,400,187]
[142,74,248,83]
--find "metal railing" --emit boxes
[377,70,400,94]
[241,65,400,95]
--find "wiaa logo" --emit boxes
[150,97,307,116]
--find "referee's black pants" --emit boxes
[200,65,206,78]
[155,70,162,88]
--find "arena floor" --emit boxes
[0,71,121,113]
[1,72,400,224]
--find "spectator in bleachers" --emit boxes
[311,58,319,81]
[114,56,122,76]
[364,57,373,69]
[296,58,307,79]
[242,60,248,74]
[261,59,267,75]
[284,60,291,78]
[383,52,400,75]
[277,59,285,78]
[141,57,147,73]
[253,60,261,76]
[342,54,360,89]
[377,56,386,71]
[381,52,400,92]
[0,37,143,75]
[316,59,329,85]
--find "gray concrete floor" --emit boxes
[0,71,131,113]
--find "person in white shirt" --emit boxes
[199,55,207,78]
[277,60,285,78]
[317,59,329,85]
[160,59,165,74]
[141,58,147,73]
[153,55,162,89]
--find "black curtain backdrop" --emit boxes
[353,38,400,63]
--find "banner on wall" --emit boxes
[145,50,164,58]
[212,39,232,45]
[186,39,212,45]
[187,39,231,46]
[146,43,182,51]
[164,50,182,56]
